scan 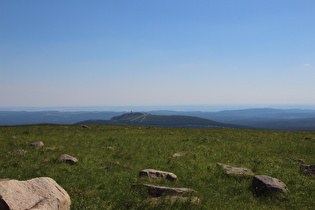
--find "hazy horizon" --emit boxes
[1,104,315,112]
[1,1,314,107]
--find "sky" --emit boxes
[1,0,315,108]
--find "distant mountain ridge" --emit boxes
[75,112,252,129]
[2,108,315,130]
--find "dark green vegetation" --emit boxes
[1,125,315,209]
[76,112,252,129]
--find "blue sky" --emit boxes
[1,0,315,108]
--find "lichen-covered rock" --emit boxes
[300,164,315,175]
[139,169,177,181]
[0,177,71,210]
[217,163,255,177]
[59,154,78,164]
[252,175,289,196]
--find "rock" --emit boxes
[172,152,185,157]
[29,141,44,147]
[294,159,305,164]
[303,137,315,141]
[252,175,289,196]
[12,149,27,155]
[139,169,177,181]
[81,125,89,129]
[59,154,78,164]
[133,184,196,197]
[300,164,315,175]
[217,163,255,177]
[0,177,71,210]
[145,196,200,204]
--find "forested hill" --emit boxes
[75,112,252,129]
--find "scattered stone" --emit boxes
[0,177,71,210]
[107,146,115,150]
[217,163,255,177]
[29,141,44,147]
[133,184,196,197]
[300,164,315,175]
[81,125,89,129]
[294,159,305,164]
[139,169,177,181]
[252,175,289,196]
[172,152,185,157]
[11,136,17,139]
[302,137,315,141]
[12,149,27,155]
[59,154,78,164]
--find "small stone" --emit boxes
[217,163,255,177]
[12,150,26,155]
[139,169,177,181]
[303,137,315,141]
[59,154,78,164]
[294,159,305,164]
[252,175,289,196]
[172,152,185,157]
[81,125,89,129]
[300,164,315,175]
[29,141,44,147]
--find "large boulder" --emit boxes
[300,164,315,175]
[139,169,177,181]
[252,175,289,196]
[0,177,71,210]
[217,163,255,177]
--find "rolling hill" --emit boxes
[75,112,252,129]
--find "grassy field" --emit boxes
[1,125,315,209]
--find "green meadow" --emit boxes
[1,125,315,209]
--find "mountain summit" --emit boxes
[75,112,251,129]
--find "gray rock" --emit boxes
[252,175,289,196]
[0,177,71,210]
[81,125,89,129]
[217,163,255,177]
[59,154,78,164]
[29,141,44,147]
[139,169,177,181]
[133,184,196,197]
[12,150,27,155]
[300,164,315,175]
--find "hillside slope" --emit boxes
[76,112,252,129]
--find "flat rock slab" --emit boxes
[145,196,200,205]
[133,184,196,197]
[59,154,78,164]
[0,177,71,210]
[252,175,289,196]
[139,169,177,181]
[300,164,315,175]
[217,163,255,177]
[29,141,44,147]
